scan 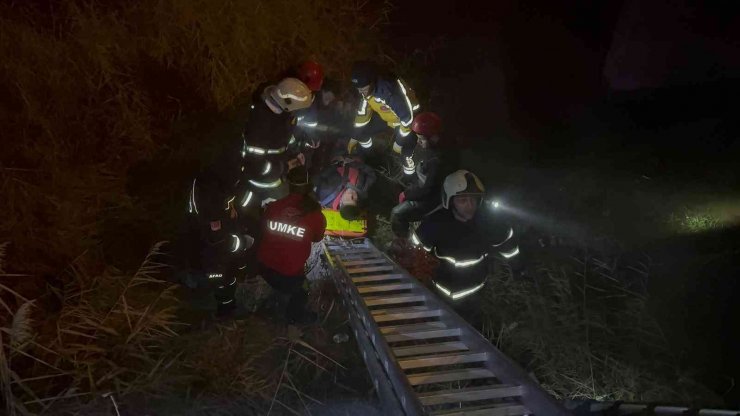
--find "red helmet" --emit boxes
[297,60,324,92]
[411,112,442,137]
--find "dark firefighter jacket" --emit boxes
[313,157,377,209]
[412,207,519,299]
[256,193,327,276]
[242,98,297,163]
[232,93,305,211]
[186,170,250,274]
[194,93,297,191]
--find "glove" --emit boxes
[398,192,406,204]
[287,154,305,170]
[304,138,321,149]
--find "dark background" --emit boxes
[384,0,740,407]
[387,0,740,162]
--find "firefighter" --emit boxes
[411,170,521,316]
[191,77,313,225]
[239,77,314,211]
[348,61,420,175]
[390,112,447,238]
[314,154,377,220]
[256,166,327,324]
[186,172,255,317]
[183,78,313,308]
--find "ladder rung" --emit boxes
[335,249,375,255]
[336,254,378,261]
[341,258,388,267]
[393,342,469,358]
[358,283,412,294]
[407,368,495,386]
[386,328,461,344]
[327,245,368,252]
[398,351,485,370]
[364,294,426,307]
[352,274,405,284]
[326,238,567,415]
[431,403,529,416]
[381,321,447,335]
[372,305,431,316]
[373,308,442,323]
[348,265,395,274]
[418,384,523,406]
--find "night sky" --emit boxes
[387,0,740,146]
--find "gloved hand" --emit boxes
[305,138,321,149]
[287,154,305,170]
[398,192,406,204]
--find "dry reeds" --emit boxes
[1,1,385,412]
[0,242,181,414]
[479,252,722,406]
[0,0,384,275]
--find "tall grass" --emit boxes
[0,242,180,414]
[480,252,722,406]
[1,0,386,413]
[0,0,384,275]
[2,241,351,415]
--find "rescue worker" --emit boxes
[390,112,447,238]
[293,60,326,150]
[411,170,521,316]
[256,166,327,324]
[293,61,357,172]
[238,77,314,212]
[190,77,313,225]
[348,61,420,175]
[184,78,313,302]
[186,172,254,317]
[314,154,377,220]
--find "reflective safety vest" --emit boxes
[353,77,419,138]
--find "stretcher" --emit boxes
[321,208,367,238]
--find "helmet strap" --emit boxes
[262,88,284,114]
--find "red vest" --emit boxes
[257,193,327,276]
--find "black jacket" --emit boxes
[242,98,295,154]
[414,207,519,291]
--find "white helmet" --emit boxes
[441,170,485,209]
[264,77,313,113]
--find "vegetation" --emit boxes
[479,253,721,406]
[1,0,730,413]
[1,240,361,415]
[668,207,722,234]
[0,0,385,275]
[1,0,386,413]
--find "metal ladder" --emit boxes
[323,238,570,416]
